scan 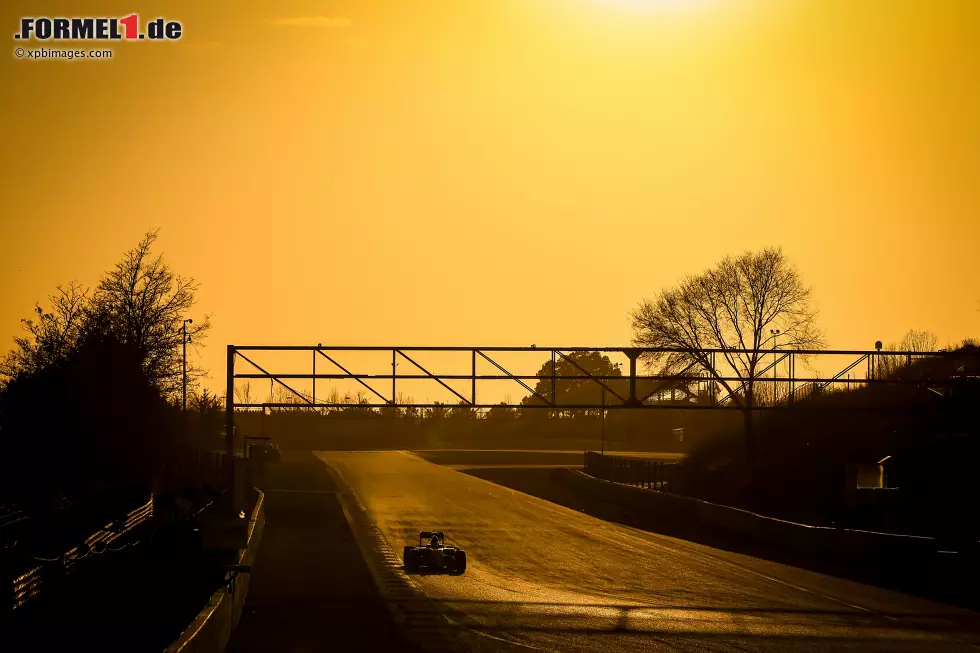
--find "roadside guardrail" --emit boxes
[584,451,683,493]
[565,459,938,565]
[164,490,265,653]
[7,496,153,612]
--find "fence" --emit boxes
[583,451,684,494]
[6,496,153,613]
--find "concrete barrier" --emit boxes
[556,469,936,565]
[164,490,265,653]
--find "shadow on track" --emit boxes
[417,596,979,651]
[226,452,410,653]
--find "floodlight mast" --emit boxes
[182,318,193,413]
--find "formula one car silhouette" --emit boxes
[403,531,467,574]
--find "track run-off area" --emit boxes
[316,450,980,653]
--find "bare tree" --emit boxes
[1,281,90,383]
[234,381,257,409]
[900,329,938,353]
[875,329,939,378]
[630,247,824,458]
[88,230,210,400]
[875,340,903,378]
[268,383,314,412]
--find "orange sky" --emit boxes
[2,0,978,397]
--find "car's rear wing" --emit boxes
[419,531,445,544]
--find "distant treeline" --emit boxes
[233,405,741,455]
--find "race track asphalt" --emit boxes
[317,450,980,653]
[225,455,408,653]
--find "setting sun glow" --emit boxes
[1,0,977,393]
[593,0,715,9]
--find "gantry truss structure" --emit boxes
[224,345,966,454]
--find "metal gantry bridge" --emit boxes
[215,343,974,511]
[223,345,962,454]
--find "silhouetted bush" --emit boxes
[0,332,187,511]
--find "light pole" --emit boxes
[182,318,193,413]
[600,362,622,455]
[873,340,883,380]
[769,329,780,403]
[600,385,605,455]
